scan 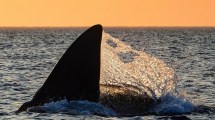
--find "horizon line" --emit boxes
[0,25,215,28]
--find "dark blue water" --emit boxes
[0,27,214,119]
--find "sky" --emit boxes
[0,0,215,27]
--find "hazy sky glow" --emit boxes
[0,0,215,27]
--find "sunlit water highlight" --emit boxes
[0,27,214,119]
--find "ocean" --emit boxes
[0,27,214,119]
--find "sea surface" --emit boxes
[0,27,214,119]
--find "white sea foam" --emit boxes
[154,93,194,115]
[28,99,117,116]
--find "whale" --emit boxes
[17,24,103,112]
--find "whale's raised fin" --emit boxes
[17,24,103,112]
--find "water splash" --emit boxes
[100,32,196,116]
[28,99,117,116]
[154,93,194,115]
[100,32,177,98]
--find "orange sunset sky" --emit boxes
[0,0,215,27]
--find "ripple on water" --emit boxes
[0,28,215,119]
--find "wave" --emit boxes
[27,100,117,116]
[154,93,194,115]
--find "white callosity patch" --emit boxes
[100,32,177,98]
